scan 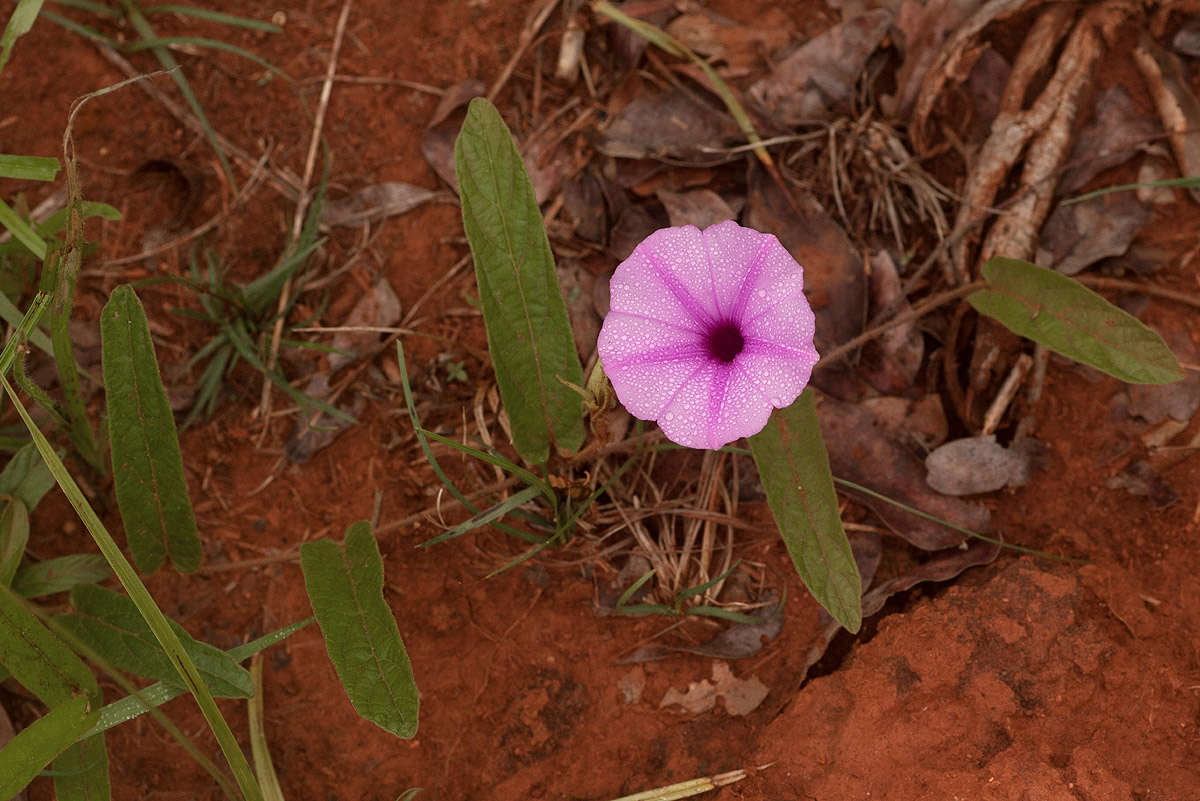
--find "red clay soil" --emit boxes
[1,2,1198,801]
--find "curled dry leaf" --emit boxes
[859,394,949,449]
[664,8,791,74]
[421,78,486,191]
[286,279,400,463]
[749,9,892,125]
[861,249,923,393]
[816,391,991,550]
[1058,86,1161,196]
[1135,34,1200,204]
[1128,330,1200,424]
[321,183,450,228]
[888,0,995,119]
[925,435,1031,496]
[596,89,739,161]
[1106,459,1178,509]
[1038,192,1152,277]
[656,188,735,229]
[660,661,768,716]
[909,0,1035,151]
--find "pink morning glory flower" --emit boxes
[597,220,819,450]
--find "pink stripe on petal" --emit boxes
[701,221,771,319]
[611,355,711,424]
[636,225,721,324]
[730,236,807,323]
[735,347,817,409]
[608,248,707,331]
[741,286,818,355]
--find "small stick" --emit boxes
[982,352,1033,435]
[260,0,353,428]
[488,0,561,102]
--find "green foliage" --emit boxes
[12,553,111,598]
[57,583,254,698]
[301,521,420,738]
[0,0,43,75]
[454,97,585,463]
[0,154,59,181]
[969,257,1185,385]
[0,695,95,799]
[101,284,202,573]
[749,390,861,633]
[175,180,347,428]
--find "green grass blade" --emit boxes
[421,484,544,547]
[418,428,550,497]
[395,341,537,543]
[301,522,419,738]
[46,0,118,17]
[101,285,203,573]
[968,257,1185,384]
[247,656,285,801]
[0,499,29,586]
[57,583,253,697]
[748,389,861,632]
[144,5,282,32]
[0,371,264,801]
[115,0,235,186]
[0,289,52,359]
[44,245,102,471]
[52,732,110,801]
[0,154,59,181]
[0,0,43,75]
[125,37,291,81]
[0,196,47,260]
[454,97,585,462]
[0,695,94,799]
[12,554,112,597]
[83,618,310,739]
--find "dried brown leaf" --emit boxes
[1038,192,1151,277]
[750,9,892,125]
[816,391,991,550]
[322,183,448,228]
[656,188,735,229]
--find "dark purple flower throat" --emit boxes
[707,321,745,363]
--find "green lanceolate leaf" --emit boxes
[969,257,1185,385]
[52,733,111,801]
[101,284,202,573]
[749,389,861,632]
[454,97,585,462]
[0,497,28,586]
[12,554,112,598]
[56,584,253,698]
[301,521,419,738]
[0,695,95,801]
[0,154,59,181]
[0,583,98,705]
[0,441,57,510]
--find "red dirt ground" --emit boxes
[1,2,1198,800]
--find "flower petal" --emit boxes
[701,220,771,318]
[657,360,776,449]
[725,231,808,324]
[597,312,708,421]
[630,225,720,325]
